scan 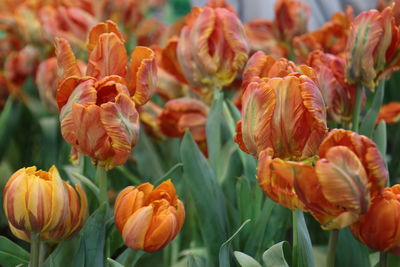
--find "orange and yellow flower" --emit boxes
[114,180,185,253]
[377,102,400,124]
[350,184,400,255]
[235,59,327,159]
[56,20,157,169]
[293,129,388,229]
[3,166,69,233]
[158,97,208,154]
[307,50,358,124]
[177,6,249,89]
[345,6,400,90]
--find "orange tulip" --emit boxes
[346,6,400,90]
[3,166,69,233]
[293,129,388,229]
[56,20,157,168]
[307,50,358,124]
[114,180,185,252]
[273,0,310,43]
[235,65,327,159]
[350,185,400,255]
[293,7,353,62]
[378,0,400,26]
[135,18,166,47]
[377,102,400,124]
[177,6,249,89]
[158,97,208,153]
[244,19,288,57]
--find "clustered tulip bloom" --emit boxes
[345,6,400,90]
[56,20,157,169]
[3,166,69,233]
[114,180,185,252]
[177,5,249,89]
[350,184,400,255]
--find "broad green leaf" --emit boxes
[107,258,123,267]
[0,236,29,266]
[233,251,262,267]
[187,253,207,267]
[81,203,109,267]
[373,121,387,157]
[360,81,385,138]
[180,131,227,265]
[116,249,145,267]
[336,227,370,267]
[262,241,291,267]
[0,98,22,159]
[134,128,165,181]
[154,162,183,186]
[43,235,85,267]
[39,116,59,169]
[292,210,315,267]
[219,219,251,267]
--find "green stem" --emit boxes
[96,165,108,205]
[292,210,299,264]
[379,251,388,267]
[30,232,40,267]
[326,229,339,267]
[352,85,364,132]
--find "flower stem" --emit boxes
[30,232,40,267]
[326,229,339,267]
[379,251,388,267]
[352,85,364,132]
[96,165,108,205]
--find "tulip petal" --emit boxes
[122,206,154,251]
[100,93,139,167]
[128,46,157,106]
[87,20,125,52]
[86,33,128,80]
[54,38,82,81]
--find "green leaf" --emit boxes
[154,162,183,186]
[134,128,165,181]
[70,172,100,200]
[187,252,207,267]
[233,251,262,267]
[262,241,291,267]
[180,131,227,265]
[336,227,370,267]
[81,203,109,267]
[373,121,387,157]
[0,98,22,159]
[43,235,85,267]
[292,210,315,267]
[219,219,251,267]
[39,116,60,169]
[116,249,145,267]
[360,81,385,138]
[0,236,29,266]
[107,258,124,267]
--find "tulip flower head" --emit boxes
[350,184,400,255]
[177,6,249,89]
[3,166,69,233]
[235,53,327,159]
[56,20,157,169]
[293,129,388,229]
[345,6,400,90]
[114,180,185,252]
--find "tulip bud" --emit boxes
[350,185,400,255]
[235,68,327,159]
[345,6,400,90]
[177,6,249,89]
[3,166,69,233]
[114,180,185,252]
[40,183,88,242]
